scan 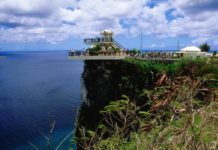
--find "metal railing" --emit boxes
[113,40,125,50]
[84,38,113,45]
[69,51,183,61]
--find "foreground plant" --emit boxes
[75,83,217,150]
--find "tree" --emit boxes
[88,44,101,56]
[95,44,101,51]
[200,43,210,52]
[130,48,140,56]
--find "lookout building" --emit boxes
[84,30,124,50]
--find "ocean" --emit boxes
[0,51,84,149]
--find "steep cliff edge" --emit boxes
[76,60,154,132]
[75,58,218,149]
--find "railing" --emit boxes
[69,51,183,61]
[83,38,126,51]
[69,51,128,57]
[140,52,180,59]
[113,40,125,50]
[84,38,113,45]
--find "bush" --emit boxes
[129,49,140,56]
[76,96,218,150]
[88,44,101,56]
[200,43,210,52]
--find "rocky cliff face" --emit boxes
[76,61,121,133]
[75,60,154,139]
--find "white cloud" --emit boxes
[0,0,147,43]
[0,0,217,49]
[168,0,218,47]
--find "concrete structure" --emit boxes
[84,30,113,45]
[69,55,126,60]
[69,49,127,60]
[69,30,127,60]
[69,34,212,60]
[174,46,207,59]
[84,30,124,50]
[101,30,113,43]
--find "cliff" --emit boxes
[76,60,154,132]
[75,58,218,149]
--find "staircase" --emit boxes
[113,40,125,50]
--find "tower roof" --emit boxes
[101,30,113,35]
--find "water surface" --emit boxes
[0,51,83,149]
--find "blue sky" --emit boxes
[0,0,218,51]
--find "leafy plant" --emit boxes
[200,42,210,52]
[88,44,101,56]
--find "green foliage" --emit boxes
[125,57,218,78]
[167,61,182,77]
[94,44,101,51]
[75,57,218,149]
[202,127,217,144]
[76,96,218,150]
[94,136,123,150]
[100,99,129,113]
[207,80,218,88]
[87,130,96,138]
[87,44,101,55]
[200,42,210,52]
[115,48,120,52]
[139,89,152,104]
[138,111,151,118]
[129,48,140,56]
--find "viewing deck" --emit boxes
[69,51,126,60]
[69,55,126,60]
[69,51,182,61]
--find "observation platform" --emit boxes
[68,51,181,61]
[69,51,126,60]
[69,55,126,60]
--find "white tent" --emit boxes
[181,46,201,52]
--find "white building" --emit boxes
[181,46,201,52]
[175,46,207,59]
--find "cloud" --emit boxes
[0,0,58,18]
[0,0,147,43]
[0,0,217,49]
[168,0,218,47]
[173,0,218,15]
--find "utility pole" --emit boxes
[140,27,143,52]
[177,40,180,51]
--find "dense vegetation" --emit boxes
[200,43,210,52]
[87,44,120,56]
[87,44,102,56]
[75,58,218,150]
[128,48,140,56]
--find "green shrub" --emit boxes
[200,43,210,52]
[88,44,101,56]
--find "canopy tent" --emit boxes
[181,46,201,52]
